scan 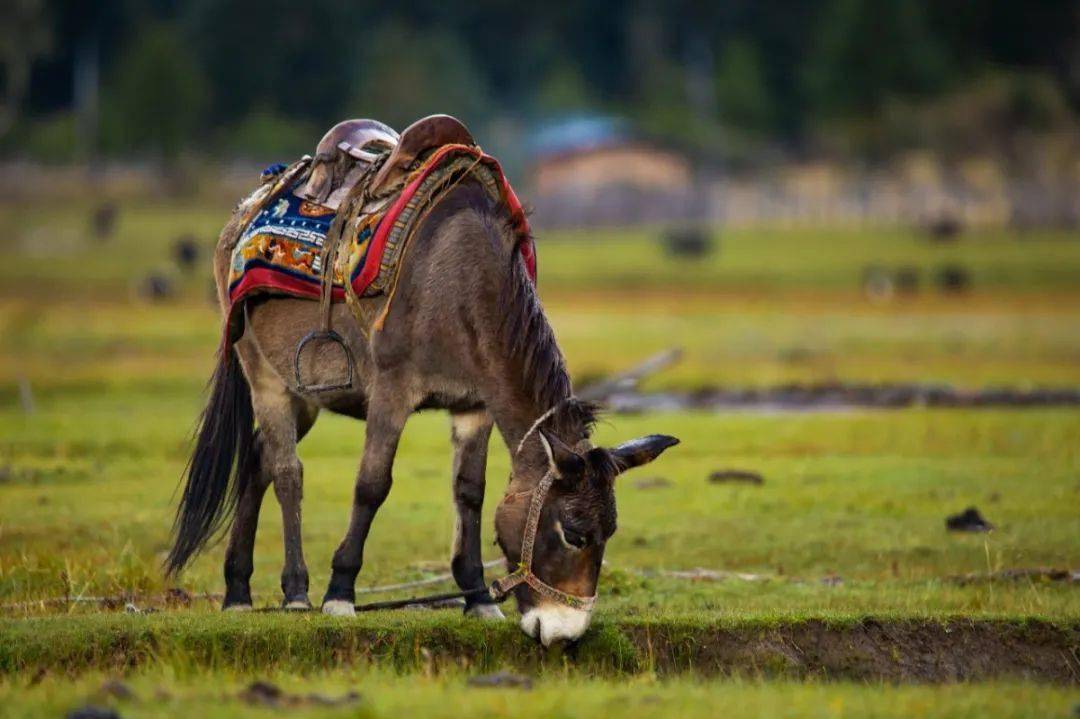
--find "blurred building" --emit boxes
[527,116,700,228]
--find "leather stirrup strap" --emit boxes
[317,221,339,334]
[314,151,386,334]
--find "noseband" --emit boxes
[487,405,598,611]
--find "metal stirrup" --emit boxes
[293,165,365,394]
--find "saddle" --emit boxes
[292,114,476,392]
[225,114,532,395]
[296,114,475,211]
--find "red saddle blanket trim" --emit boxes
[356,145,536,294]
[225,144,535,344]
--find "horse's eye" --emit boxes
[559,523,589,550]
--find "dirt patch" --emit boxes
[708,469,765,485]
[625,618,1080,683]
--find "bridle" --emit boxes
[351,403,596,613]
[486,404,598,611]
[486,471,597,610]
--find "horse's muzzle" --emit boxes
[519,603,593,647]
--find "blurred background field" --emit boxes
[0,0,1078,714]
[1,217,1079,396]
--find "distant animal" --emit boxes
[662,226,714,258]
[925,213,963,242]
[90,202,118,242]
[138,272,174,301]
[172,234,201,272]
[166,115,679,647]
[937,264,971,293]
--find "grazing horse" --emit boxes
[166,167,678,645]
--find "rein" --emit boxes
[353,402,596,613]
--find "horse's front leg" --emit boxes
[450,410,504,620]
[322,392,409,615]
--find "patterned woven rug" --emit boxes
[225,144,535,341]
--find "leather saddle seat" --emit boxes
[295,114,475,212]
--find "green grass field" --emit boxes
[4,668,1075,719]
[0,199,1077,715]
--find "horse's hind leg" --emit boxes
[450,410,504,620]
[222,446,271,610]
[222,396,318,610]
[225,345,318,609]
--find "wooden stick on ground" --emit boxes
[577,348,683,402]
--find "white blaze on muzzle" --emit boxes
[520,603,593,647]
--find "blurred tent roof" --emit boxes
[526,116,635,159]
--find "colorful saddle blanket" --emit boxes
[226,144,535,341]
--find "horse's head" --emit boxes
[494,429,678,646]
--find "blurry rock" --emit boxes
[862,265,894,303]
[708,469,764,485]
[467,672,533,689]
[66,707,120,719]
[237,680,359,708]
[946,507,994,532]
[662,226,714,258]
[925,213,963,242]
[138,273,174,301]
[240,680,283,706]
[894,266,920,295]
[172,234,200,272]
[99,679,135,700]
[937,265,970,294]
[821,573,844,586]
[90,202,118,242]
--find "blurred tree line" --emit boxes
[1,0,1077,165]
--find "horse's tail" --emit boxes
[166,347,259,576]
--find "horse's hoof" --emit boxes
[465,603,506,621]
[223,603,253,612]
[322,599,356,617]
[283,599,312,611]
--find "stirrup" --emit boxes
[293,329,355,393]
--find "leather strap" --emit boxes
[488,402,597,611]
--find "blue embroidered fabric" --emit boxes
[261,162,288,180]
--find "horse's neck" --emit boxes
[479,272,573,485]
[435,186,575,486]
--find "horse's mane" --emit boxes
[496,215,599,442]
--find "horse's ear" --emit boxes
[539,430,585,479]
[610,435,679,474]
